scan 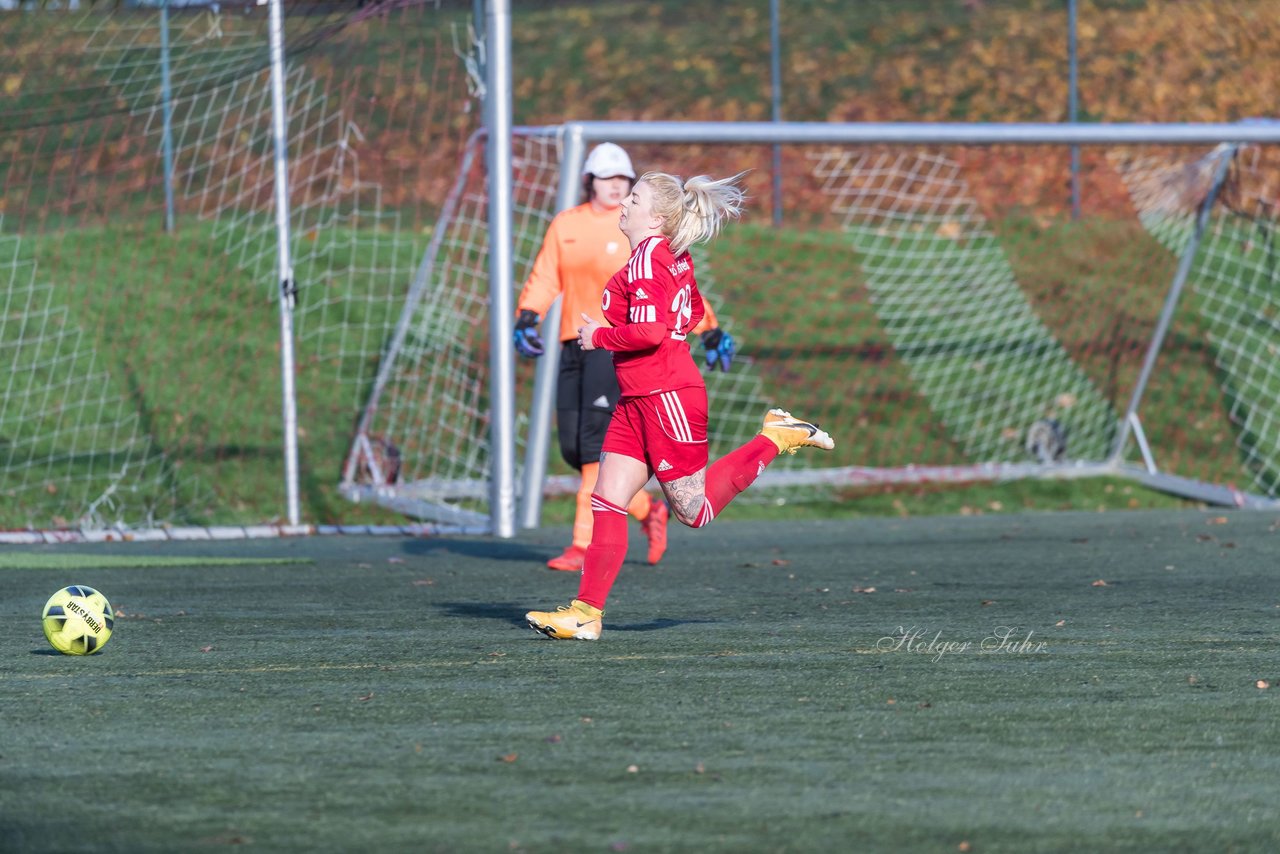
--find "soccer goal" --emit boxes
[0,1,476,537]
[343,119,1280,531]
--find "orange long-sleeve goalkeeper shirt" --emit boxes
[517,202,717,343]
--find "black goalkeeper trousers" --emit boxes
[555,340,620,472]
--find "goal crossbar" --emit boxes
[561,119,1280,146]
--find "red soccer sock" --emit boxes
[694,435,780,527]
[576,495,630,610]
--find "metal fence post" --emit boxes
[1068,0,1081,219]
[770,0,783,227]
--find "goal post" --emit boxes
[1,1,482,537]
[344,119,1280,532]
[517,129,589,530]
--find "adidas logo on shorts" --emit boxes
[634,287,650,300]
[657,459,674,472]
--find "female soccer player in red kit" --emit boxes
[525,170,834,640]
[514,143,735,572]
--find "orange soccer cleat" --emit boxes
[640,500,669,565]
[546,544,587,572]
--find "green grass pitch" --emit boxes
[2,510,1279,852]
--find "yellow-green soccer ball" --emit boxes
[42,586,114,655]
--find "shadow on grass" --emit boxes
[432,601,718,634]
[609,617,719,632]
[435,600,530,629]
[402,539,550,564]
[29,648,66,656]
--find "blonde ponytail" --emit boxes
[640,170,748,256]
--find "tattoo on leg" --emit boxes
[662,470,706,526]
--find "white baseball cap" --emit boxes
[582,142,635,179]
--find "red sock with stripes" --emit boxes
[693,435,779,527]
[576,495,630,610]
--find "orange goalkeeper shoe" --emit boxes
[759,408,835,455]
[546,544,587,572]
[640,500,669,565]
[525,599,603,640]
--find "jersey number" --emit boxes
[670,285,692,338]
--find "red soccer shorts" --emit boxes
[601,386,709,481]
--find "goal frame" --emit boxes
[342,119,1280,535]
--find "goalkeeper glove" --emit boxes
[513,309,545,358]
[700,328,735,372]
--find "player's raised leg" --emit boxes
[665,407,835,528]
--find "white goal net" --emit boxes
[346,126,1280,527]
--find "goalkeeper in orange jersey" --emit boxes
[514,143,737,572]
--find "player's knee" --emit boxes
[671,506,698,527]
[671,503,710,528]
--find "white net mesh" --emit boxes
[354,136,1280,521]
[0,229,183,527]
[1114,144,1280,494]
[814,147,1118,464]
[0,3,457,530]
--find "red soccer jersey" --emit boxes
[592,236,706,398]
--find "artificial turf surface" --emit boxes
[2,509,1279,852]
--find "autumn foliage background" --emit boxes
[4,0,1278,228]
[345,0,1280,220]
